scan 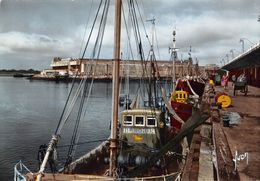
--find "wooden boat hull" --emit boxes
[188,80,205,97]
[170,101,193,130]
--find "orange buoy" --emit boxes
[215,92,232,108]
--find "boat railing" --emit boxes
[14,160,32,181]
[14,159,181,181]
[114,172,181,181]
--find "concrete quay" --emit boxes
[219,83,260,180]
[182,82,259,180]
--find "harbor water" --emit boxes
[0,77,135,180]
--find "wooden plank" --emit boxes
[198,124,214,181]
[212,109,239,181]
[182,126,202,181]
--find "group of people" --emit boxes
[221,72,247,91]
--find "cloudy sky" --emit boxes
[0,0,259,70]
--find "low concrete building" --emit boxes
[49,57,203,79]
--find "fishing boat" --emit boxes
[14,1,209,180]
[175,78,205,99]
[168,30,205,132]
[169,77,205,132]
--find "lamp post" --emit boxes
[239,39,245,53]
[241,38,255,45]
[222,58,225,66]
[240,38,255,52]
[230,48,241,58]
[230,49,234,59]
[220,60,223,66]
[226,54,229,64]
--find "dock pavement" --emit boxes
[216,82,260,180]
[182,82,259,181]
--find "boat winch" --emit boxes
[118,153,148,166]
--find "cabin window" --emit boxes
[147,117,157,127]
[135,116,145,126]
[123,115,133,126]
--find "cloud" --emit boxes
[149,0,260,64]
[0,0,259,69]
[0,31,74,55]
[0,31,83,69]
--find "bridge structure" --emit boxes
[222,42,260,87]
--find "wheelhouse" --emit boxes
[119,108,165,149]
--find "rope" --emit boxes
[57,139,107,148]
[122,2,135,60]
[134,0,152,48]
[55,0,104,135]
[64,0,111,166]
[154,25,161,60]
[78,0,94,57]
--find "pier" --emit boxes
[182,83,260,180]
[182,42,260,180]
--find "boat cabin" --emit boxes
[120,108,165,149]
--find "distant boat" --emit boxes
[13,73,34,78]
[13,73,24,77]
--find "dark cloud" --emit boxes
[0,0,259,69]
[0,0,99,36]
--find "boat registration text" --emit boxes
[123,128,156,135]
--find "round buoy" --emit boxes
[215,92,225,102]
[215,93,232,108]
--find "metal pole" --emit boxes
[226,54,229,63]
[109,0,121,176]
[240,39,245,53]
[171,30,176,92]
[36,135,58,181]
[230,49,234,59]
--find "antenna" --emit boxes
[188,46,192,58]
[146,17,156,49]
[146,17,156,24]
[169,28,179,92]
[169,29,178,57]
[195,57,199,64]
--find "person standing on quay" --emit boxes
[221,72,229,90]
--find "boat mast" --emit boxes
[147,18,157,107]
[109,0,121,176]
[170,29,177,92]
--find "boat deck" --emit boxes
[25,173,113,181]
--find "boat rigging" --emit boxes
[14,1,210,180]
